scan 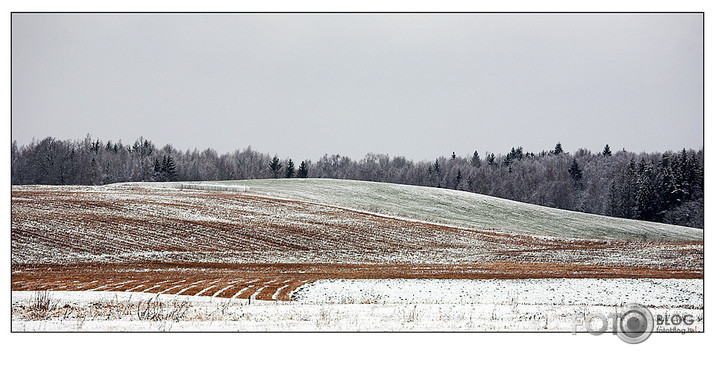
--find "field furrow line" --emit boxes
[126,283,148,292]
[272,284,290,300]
[141,279,173,293]
[212,285,234,297]
[231,285,255,299]
[98,279,138,291]
[174,280,208,295]
[212,280,241,297]
[158,280,189,294]
[195,285,218,296]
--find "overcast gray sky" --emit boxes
[12,13,703,161]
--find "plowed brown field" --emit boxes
[11,185,703,301]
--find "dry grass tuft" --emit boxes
[28,291,57,320]
[136,296,190,322]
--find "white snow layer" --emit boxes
[12,279,702,332]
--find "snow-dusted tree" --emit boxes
[165,155,178,181]
[635,162,657,220]
[285,159,295,178]
[297,161,309,178]
[553,142,563,155]
[269,155,282,178]
[602,144,612,156]
[486,153,496,166]
[568,159,583,185]
[153,158,163,181]
[470,150,481,168]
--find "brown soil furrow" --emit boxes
[195,284,221,296]
[158,280,189,294]
[211,284,235,297]
[217,281,255,299]
[173,280,209,295]
[87,280,118,291]
[233,285,259,299]
[125,283,149,292]
[271,283,292,301]
[140,279,173,293]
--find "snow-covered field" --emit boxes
[14,184,700,280]
[12,181,703,332]
[209,178,702,241]
[12,279,703,332]
[292,278,703,307]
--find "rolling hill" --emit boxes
[207,178,703,242]
[11,179,703,302]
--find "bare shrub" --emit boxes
[28,291,57,320]
[136,296,190,322]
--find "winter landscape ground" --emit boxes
[11,179,703,331]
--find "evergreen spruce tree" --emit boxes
[635,163,657,220]
[297,161,309,178]
[162,155,178,181]
[507,146,524,161]
[454,169,462,189]
[285,159,295,178]
[568,158,583,188]
[622,158,638,219]
[688,152,703,198]
[503,153,512,167]
[90,157,99,184]
[568,158,582,181]
[637,158,647,175]
[470,150,481,168]
[269,155,282,178]
[606,179,622,217]
[433,159,441,187]
[602,144,612,156]
[672,149,689,202]
[153,158,163,181]
[486,153,496,166]
[553,142,563,155]
[657,152,677,213]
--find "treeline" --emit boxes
[11,136,703,228]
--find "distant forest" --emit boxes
[12,136,703,229]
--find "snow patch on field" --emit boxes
[12,279,702,332]
[291,278,703,307]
